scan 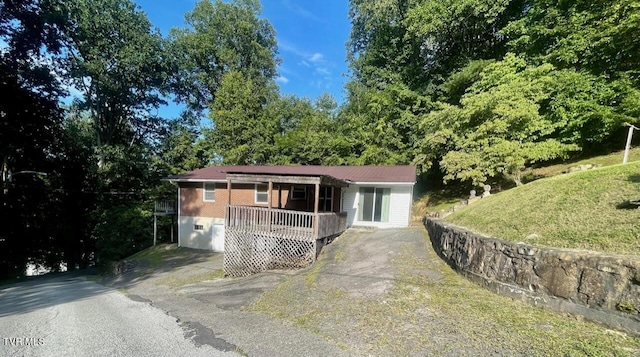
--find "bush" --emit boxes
[93,203,153,263]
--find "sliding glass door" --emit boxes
[358,187,390,222]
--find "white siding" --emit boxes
[343,186,358,227]
[388,185,412,227]
[343,184,413,228]
[178,216,225,251]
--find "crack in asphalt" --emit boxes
[126,294,152,303]
[181,321,240,353]
[123,292,240,354]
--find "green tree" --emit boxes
[348,0,426,90]
[405,0,526,78]
[421,55,584,185]
[65,0,168,151]
[504,0,640,81]
[339,81,432,166]
[1,0,105,273]
[273,94,351,165]
[168,0,279,113]
[156,121,208,175]
[205,70,279,164]
[55,111,100,270]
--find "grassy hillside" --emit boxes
[526,147,640,180]
[445,162,640,255]
[414,148,640,218]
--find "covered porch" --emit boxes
[223,172,349,277]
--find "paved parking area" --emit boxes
[105,227,640,356]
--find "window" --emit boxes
[194,224,204,231]
[318,186,334,212]
[290,186,306,200]
[203,183,215,202]
[358,187,390,222]
[255,184,269,204]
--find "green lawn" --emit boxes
[527,147,640,180]
[126,243,182,267]
[445,162,640,255]
[415,148,640,216]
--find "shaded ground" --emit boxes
[102,228,640,356]
[0,276,233,357]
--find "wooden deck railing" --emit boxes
[317,212,347,238]
[154,200,176,214]
[226,205,347,240]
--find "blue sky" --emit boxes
[133,0,352,118]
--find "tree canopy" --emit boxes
[2,0,639,278]
[344,0,640,186]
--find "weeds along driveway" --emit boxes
[251,227,640,357]
[107,229,640,357]
[104,246,348,357]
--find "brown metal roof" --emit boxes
[167,165,416,183]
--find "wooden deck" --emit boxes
[224,205,347,276]
[225,205,347,240]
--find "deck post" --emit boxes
[153,214,157,246]
[268,180,273,232]
[313,183,320,238]
[277,185,282,209]
[227,178,232,205]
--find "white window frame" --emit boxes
[203,183,216,202]
[358,186,390,223]
[290,185,307,201]
[255,184,269,204]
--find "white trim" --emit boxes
[350,181,415,186]
[255,183,269,204]
[357,186,391,223]
[203,182,216,202]
[167,179,414,185]
[177,186,181,247]
[167,179,227,183]
[409,184,414,226]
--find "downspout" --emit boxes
[409,183,415,226]
[177,185,181,247]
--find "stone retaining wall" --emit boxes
[424,217,640,335]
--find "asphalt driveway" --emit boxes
[33,227,639,356]
[0,276,235,357]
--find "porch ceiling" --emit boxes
[225,173,349,187]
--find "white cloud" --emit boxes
[278,38,336,90]
[309,53,324,63]
[281,0,320,21]
[279,65,293,75]
[276,76,289,84]
[278,39,306,57]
